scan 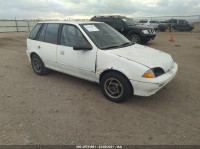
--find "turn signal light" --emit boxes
[143,72,153,78]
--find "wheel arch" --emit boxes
[30,52,39,59]
[126,29,140,36]
[99,69,134,95]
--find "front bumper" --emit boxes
[130,63,178,96]
[141,34,156,42]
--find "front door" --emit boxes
[57,24,97,82]
[177,20,188,30]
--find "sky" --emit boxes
[0,0,200,19]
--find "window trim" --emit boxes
[36,23,47,41]
[28,23,42,40]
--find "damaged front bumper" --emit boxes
[130,63,178,96]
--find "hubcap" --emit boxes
[104,78,123,99]
[33,59,41,72]
[130,36,139,43]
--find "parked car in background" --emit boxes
[158,24,167,32]
[166,19,194,31]
[139,20,167,32]
[91,16,156,44]
[139,20,159,31]
[27,21,178,103]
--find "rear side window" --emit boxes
[45,24,59,44]
[139,20,148,23]
[28,24,42,40]
[113,19,123,28]
[150,21,154,23]
[172,20,177,24]
[179,20,187,24]
[38,24,47,41]
[101,18,113,26]
[91,18,113,26]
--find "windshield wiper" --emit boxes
[102,45,121,50]
[102,42,133,50]
[120,42,132,47]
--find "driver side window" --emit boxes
[61,25,89,47]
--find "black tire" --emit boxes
[142,40,149,45]
[31,54,48,76]
[126,34,141,44]
[100,72,132,103]
[159,29,166,32]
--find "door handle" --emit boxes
[60,50,64,55]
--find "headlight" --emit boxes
[142,69,155,78]
[142,67,165,78]
[142,30,149,34]
[152,67,165,77]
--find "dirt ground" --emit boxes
[0,31,200,145]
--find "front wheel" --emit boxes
[100,72,132,103]
[126,34,141,44]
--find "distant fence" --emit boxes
[0,19,89,33]
[0,20,39,32]
[133,15,200,32]
[133,15,200,23]
[1,15,200,33]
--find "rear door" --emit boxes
[35,23,59,69]
[27,23,42,55]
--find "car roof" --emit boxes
[92,15,127,19]
[38,21,102,25]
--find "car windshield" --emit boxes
[80,23,132,50]
[122,18,138,26]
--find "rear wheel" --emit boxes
[100,72,132,103]
[127,34,141,44]
[31,54,49,76]
[159,28,166,32]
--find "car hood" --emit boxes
[107,44,174,72]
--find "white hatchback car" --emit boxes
[27,21,178,103]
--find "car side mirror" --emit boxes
[73,44,92,50]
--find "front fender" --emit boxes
[96,50,149,83]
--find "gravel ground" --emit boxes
[0,31,200,145]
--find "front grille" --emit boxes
[148,29,155,34]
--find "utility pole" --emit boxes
[15,17,18,32]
